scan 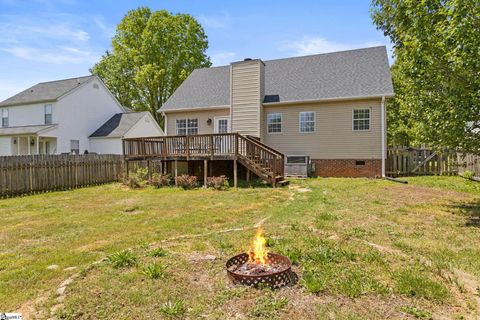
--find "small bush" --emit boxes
[140,262,166,279]
[108,250,137,268]
[123,168,149,189]
[149,173,171,188]
[159,300,186,318]
[206,175,229,190]
[175,175,198,189]
[463,170,475,180]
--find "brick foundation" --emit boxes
[312,159,381,178]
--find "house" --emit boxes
[0,76,163,156]
[123,46,393,185]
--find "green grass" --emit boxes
[1,176,479,319]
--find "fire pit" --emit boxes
[226,229,295,289]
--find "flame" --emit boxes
[248,228,269,265]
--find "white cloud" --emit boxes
[210,51,237,66]
[281,36,387,56]
[93,15,115,38]
[2,45,99,64]
[197,13,230,29]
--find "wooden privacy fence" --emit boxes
[0,154,124,197]
[387,147,458,176]
[457,153,480,177]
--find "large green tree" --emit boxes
[91,7,211,125]
[371,0,480,152]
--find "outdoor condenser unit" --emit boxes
[284,155,309,178]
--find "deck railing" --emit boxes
[123,133,284,179]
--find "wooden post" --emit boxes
[246,169,250,182]
[233,159,238,188]
[204,159,208,188]
[174,160,178,186]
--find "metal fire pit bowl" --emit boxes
[226,252,295,289]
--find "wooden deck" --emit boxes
[123,133,286,186]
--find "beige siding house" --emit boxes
[159,46,393,178]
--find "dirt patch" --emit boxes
[381,184,470,207]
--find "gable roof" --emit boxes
[0,124,57,136]
[0,75,96,107]
[89,112,148,138]
[160,46,394,112]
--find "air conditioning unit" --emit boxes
[284,155,309,178]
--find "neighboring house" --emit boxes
[0,76,163,156]
[157,46,394,177]
[90,112,163,154]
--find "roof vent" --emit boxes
[244,58,252,61]
[30,89,34,93]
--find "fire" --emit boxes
[248,228,269,265]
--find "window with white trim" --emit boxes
[1,109,8,128]
[44,104,52,125]
[267,113,282,133]
[176,118,198,135]
[70,140,80,154]
[353,109,371,131]
[299,111,315,133]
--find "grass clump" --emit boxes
[108,250,137,268]
[249,294,288,318]
[395,268,449,301]
[159,300,186,318]
[148,247,168,257]
[140,262,166,279]
[401,305,432,319]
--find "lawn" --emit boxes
[1,177,479,319]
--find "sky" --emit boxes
[0,0,392,101]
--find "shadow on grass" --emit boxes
[449,199,480,227]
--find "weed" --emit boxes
[148,248,168,257]
[159,300,186,318]
[395,269,449,301]
[249,294,288,318]
[108,250,137,268]
[140,262,166,279]
[401,305,432,319]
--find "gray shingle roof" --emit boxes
[0,75,96,107]
[160,46,393,111]
[89,112,147,138]
[0,124,57,136]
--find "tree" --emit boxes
[91,7,211,126]
[371,0,480,153]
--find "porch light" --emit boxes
[207,118,212,126]
[13,138,17,145]
[30,138,35,146]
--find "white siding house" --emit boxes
[0,75,164,155]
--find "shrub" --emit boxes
[108,250,137,268]
[206,175,229,190]
[175,175,198,189]
[149,173,171,188]
[140,262,166,279]
[463,170,475,180]
[123,168,149,189]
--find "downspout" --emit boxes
[381,96,386,178]
[161,112,167,135]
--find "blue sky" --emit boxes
[0,0,392,101]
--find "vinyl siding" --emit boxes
[230,60,263,137]
[165,109,230,135]
[262,99,383,159]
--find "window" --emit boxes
[70,140,80,154]
[44,104,52,124]
[217,118,229,133]
[176,118,198,135]
[267,113,282,133]
[353,109,370,131]
[1,109,8,128]
[299,111,315,133]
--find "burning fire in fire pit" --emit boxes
[226,229,295,289]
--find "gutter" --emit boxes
[381,95,386,178]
